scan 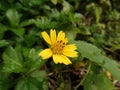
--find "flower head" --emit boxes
[39,29,78,65]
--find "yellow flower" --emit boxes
[39,29,78,65]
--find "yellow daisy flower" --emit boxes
[39,29,78,65]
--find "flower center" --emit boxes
[51,40,66,54]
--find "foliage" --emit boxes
[0,0,120,90]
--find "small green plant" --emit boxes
[0,0,120,90]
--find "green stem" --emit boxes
[74,61,92,90]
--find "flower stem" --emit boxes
[74,61,92,90]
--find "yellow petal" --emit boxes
[39,48,52,59]
[50,29,56,44]
[53,55,71,65]
[62,50,78,57]
[62,44,78,57]
[41,31,51,45]
[61,55,72,65]
[63,38,68,43]
[57,31,65,41]
[53,55,62,64]
[63,44,77,51]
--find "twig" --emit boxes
[74,61,92,90]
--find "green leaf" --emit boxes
[10,28,25,37]
[51,0,58,5]
[34,17,56,29]
[15,73,48,90]
[15,77,39,90]
[6,9,21,27]
[101,56,120,82]
[30,70,47,82]
[84,71,114,90]
[29,0,43,5]
[28,48,46,71]
[74,41,102,59]
[94,5,102,23]
[30,70,48,90]
[0,64,10,90]
[21,48,45,72]
[69,13,83,23]
[20,19,35,27]
[19,0,30,6]
[2,46,23,73]
[0,24,8,39]
[22,47,31,59]
[15,44,23,63]
[86,3,102,23]
[0,40,9,48]
[62,0,71,14]
[65,26,78,40]
[74,41,120,82]
[24,30,38,47]
[50,9,60,18]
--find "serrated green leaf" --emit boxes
[28,48,46,71]
[74,41,120,82]
[15,75,48,90]
[2,46,23,73]
[6,9,21,27]
[84,72,114,90]
[50,9,60,18]
[34,17,56,29]
[15,77,38,90]
[0,40,9,47]
[69,13,83,23]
